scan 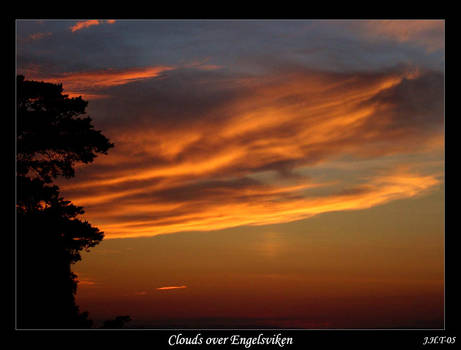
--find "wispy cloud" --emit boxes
[157,286,187,291]
[57,66,443,239]
[57,66,174,89]
[85,170,439,238]
[20,65,174,100]
[78,278,97,286]
[70,20,116,33]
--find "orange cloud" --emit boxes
[70,20,116,32]
[87,170,439,239]
[70,20,100,32]
[78,278,97,286]
[22,66,174,100]
[56,67,443,239]
[57,66,174,89]
[157,286,187,291]
[18,61,224,100]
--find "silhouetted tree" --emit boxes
[17,75,113,328]
[101,316,132,329]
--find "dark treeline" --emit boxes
[16,75,114,328]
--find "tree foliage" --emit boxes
[17,75,112,182]
[101,316,132,329]
[17,75,114,328]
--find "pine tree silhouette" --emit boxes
[17,75,113,328]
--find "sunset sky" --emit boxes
[17,20,444,328]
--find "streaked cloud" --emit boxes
[21,65,174,100]
[78,278,97,286]
[157,286,187,291]
[70,20,116,33]
[84,170,439,238]
[54,65,443,239]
